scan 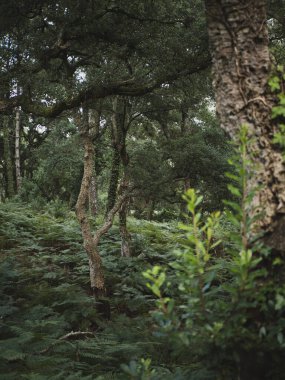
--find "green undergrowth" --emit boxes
[0,201,186,379]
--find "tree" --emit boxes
[2,116,15,198]
[14,106,22,192]
[205,1,285,379]
[205,0,285,255]
[0,1,209,114]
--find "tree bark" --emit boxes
[3,116,15,198]
[205,0,285,253]
[76,108,131,294]
[15,107,22,192]
[205,1,285,379]
[88,108,101,216]
[89,174,97,216]
[75,127,105,296]
[111,96,132,257]
[106,145,121,215]
[118,176,131,257]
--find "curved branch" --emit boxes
[17,57,210,117]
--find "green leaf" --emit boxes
[227,184,241,197]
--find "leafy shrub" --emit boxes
[140,126,285,379]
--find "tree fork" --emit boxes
[76,111,132,295]
[75,130,105,296]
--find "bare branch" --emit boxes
[93,184,134,245]
[39,331,95,355]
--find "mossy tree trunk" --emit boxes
[76,108,130,295]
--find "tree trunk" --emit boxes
[119,206,131,257]
[75,130,105,296]
[89,174,98,216]
[15,107,22,192]
[111,96,132,257]
[205,0,285,253]
[146,199,155,221]
[119,176,131,257]
[3,116,15,198]
[76,108,131,295]
[88,108,101,216]
[205,1,285,378]
[105,145,120,215]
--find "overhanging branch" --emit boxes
[0,55,211,117]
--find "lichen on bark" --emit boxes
[205,0,285,253]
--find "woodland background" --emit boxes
[1,1,285,379]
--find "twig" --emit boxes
[39,331,95,354]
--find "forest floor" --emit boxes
[0,201,184,379]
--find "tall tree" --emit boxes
[205,0,285,255]
[205,2,285,379]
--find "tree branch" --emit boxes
[39,331,95,354]
[93,184,134,246]
[0,56,211,117]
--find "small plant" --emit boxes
[121,358,156,379]
[269,65,285,156]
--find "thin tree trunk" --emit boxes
[205,0,285,252]
[180,105,188,136]
[147,199,155,221]
[88,108,100,216]
[119,205,131,257]
[118,175,131,257]
[75,129,105,296]
[76,109,131,294]
[112,96,132,257]
[15,107,22,192]
[3,116,15,198]
[105,146,120,215]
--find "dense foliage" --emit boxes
[1,129,285,379]
[1,1,285,379]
